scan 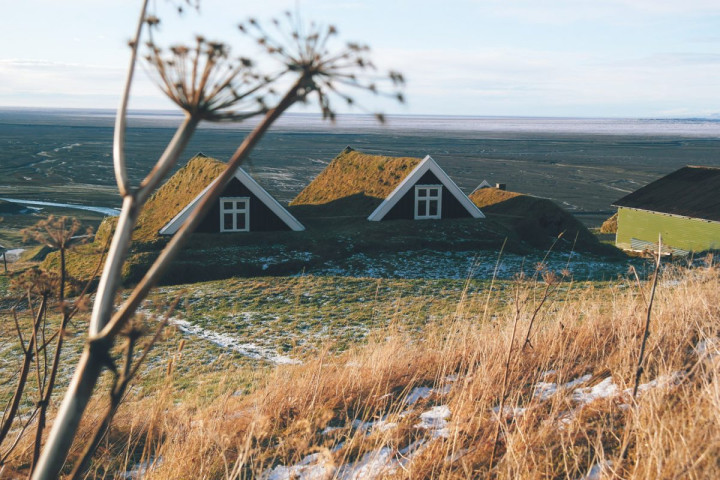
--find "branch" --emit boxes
[100,74,305,341]
[113,0,150,196]
[632,235,663,398]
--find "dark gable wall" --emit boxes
[196,177,291,232]
[383,171,472,220]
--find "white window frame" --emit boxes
[220,197,250,232]
[414,185,442,220]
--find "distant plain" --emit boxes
[2,108,720,231]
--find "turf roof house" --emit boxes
[289,147,484,221]
[612,166,720,254]
[155,154,304,236]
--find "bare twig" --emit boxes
[632,235,663,398]
[0,296,47,450]
[70,298,179,479]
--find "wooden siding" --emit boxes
[196,178,291,233]
[383,171,473,221]
[616,207,720,252]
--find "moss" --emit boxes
[133,154,227,242]
[290,147,422,211]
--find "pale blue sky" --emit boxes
[1,0,719,117]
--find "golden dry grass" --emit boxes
[601,213,618,234]
[289,147,422,208]
[89,260,720,479]
[133,154,227,242]
[467,187,523,209]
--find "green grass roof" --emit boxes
[133,154,227,242]
[289,147,423,216]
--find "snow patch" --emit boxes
[415,405,451,438]
[572,377,618,404]
[170,318,300,365]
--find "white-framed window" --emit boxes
[414,185,442,219]
[220,197,250,232]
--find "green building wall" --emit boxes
[616,208,720,253]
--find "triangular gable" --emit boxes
[367,155,485,221]
[471,180,493,194]
[159,167,304,234]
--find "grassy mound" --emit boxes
[290,147,422,213]
[470,187,615,254]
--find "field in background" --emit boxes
[2,109,720,233]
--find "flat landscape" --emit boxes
[3,109,720,230]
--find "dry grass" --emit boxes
[601,213,618,234]
[133,154,227,242]
[289,147,422,212]
[82,259,720,479]
[468,187,523,209]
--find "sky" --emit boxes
[1,0,719,118]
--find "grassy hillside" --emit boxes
[3,259,713,478]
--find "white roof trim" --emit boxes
[471,179,493,194]
[159,167,304,234]
[367,155,485,221]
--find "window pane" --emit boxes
[429,200,438,216]
[429,188,440,198]
[418,200,427,216]
[223,201,233,210]
[236,200,247,210]
[417,188,426,197]
[237,213,247,229]
[223,213,233,229]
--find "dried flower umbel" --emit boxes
[238,12,405,121]
[144,27,272,121]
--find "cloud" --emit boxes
[474,0,720,25]
[0,59,168,108]
[371,45,720,116]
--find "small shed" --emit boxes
[158,155,304,235]
[290,147,483,221]
[612,166,720,254]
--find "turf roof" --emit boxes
[469,187,599,251]
[289,147,423,216]
[133,154,227,242]
[613,166,720,222]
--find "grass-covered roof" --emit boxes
[133,154,227,242]
[613,166,720,222]
[289,147,422,217]
[469,187,602,252]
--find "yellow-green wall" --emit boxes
[616,208,720,252]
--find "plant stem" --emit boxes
[632,235,662,398]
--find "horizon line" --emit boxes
[1,105,719,122]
